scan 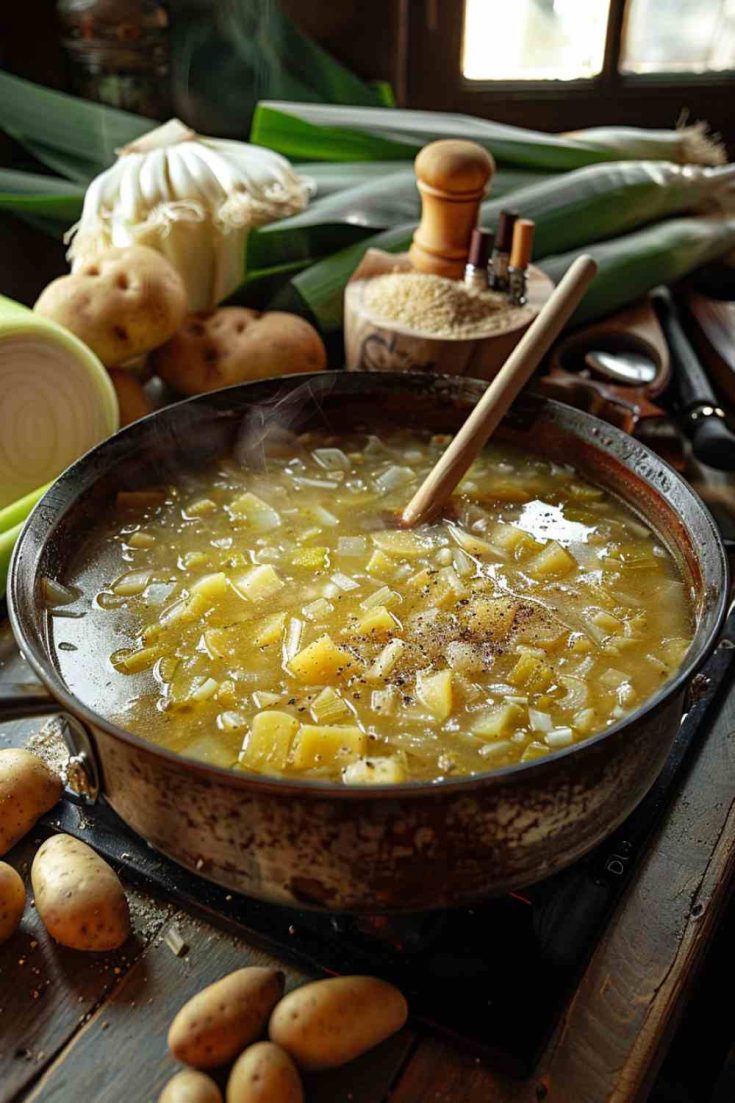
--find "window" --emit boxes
[622,0,735,74]
[405,0,735,147]
[462,0,610,82]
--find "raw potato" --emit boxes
[269,975,408,1071]
[169,966,285,1069]
[151,307,327,396]
[109,368,154,426]
[34,245,187,367]
[0,861,26,943]
[227,1042,303,1103]
[159,1069,223,1103]
[31,834,130,951]
[0,748,62,856]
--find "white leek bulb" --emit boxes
[67,119,312,312]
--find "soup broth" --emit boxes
[55,429,693,784]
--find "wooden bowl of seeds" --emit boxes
[344,249,554,379]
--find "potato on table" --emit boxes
[159,1069,222,1103]
[227,1041,303,1103]
[0,861,26,943]
[109,368,154,426]
[34,245,187,367]
[31,834,130,951]
[151,307,326,395]
[169,966,285,1069]
[269,975,408,1070]
[0,748,62,856]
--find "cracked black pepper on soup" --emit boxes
[52,428,693,784]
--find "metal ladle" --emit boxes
[584,349,659,386]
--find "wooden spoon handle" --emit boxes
[401,253,597,527]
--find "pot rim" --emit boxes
[8,371,730,800]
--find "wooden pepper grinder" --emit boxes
[409,139,495,279]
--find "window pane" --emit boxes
[622,0,735,73]
[462,0,610,81]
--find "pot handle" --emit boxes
[0,682,100,804]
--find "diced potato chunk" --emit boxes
[528,541,577,579]
[190,571,228,603]
[186,497,217,517]
[492,523,530,553]
[112,645,159,673]
[289,634,360,684]
[416,669,453,721]
[229,492,280,531]
[372,530,432,557]
[350,606,399,636]
[509,652,554,692]
[240,710,299,772]
[366,549,397,578]
[252,690,282,709]
[290,724,367,770]
[203,627,230,658]
[472,701,526,738]
[253,610,286,647]
[460,595,519,640]
[343,756,407,785]
[127,531,156,549]
[233,564,285,602]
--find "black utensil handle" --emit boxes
[652,287,718,410]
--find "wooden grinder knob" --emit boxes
[409,139,495,280]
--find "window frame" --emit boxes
[403,0,735,146]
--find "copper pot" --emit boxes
[5,372,729,912]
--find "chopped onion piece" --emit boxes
[311,505,339,526]
[331,571,360,592]
[360,585,400,610]
[545,727,574,747]
[189,676,219,702]
[313,447,350,471]
[303,597,334,621]
[558,675,589,710]
[282,617,304,664]
[529,708,553,732]
[337,536,368,557]
[218,710,247,732]
[478,740,513,759]
[291,475,340,489]
[374,465,415,493]
[367,639,405,681]
[371,686,398,715]
[252,690,281,709]
[311,686,350,723]
[40,577,80,607]
[452,549,475,577]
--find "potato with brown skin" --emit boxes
[227,1042,302,1103]
[34,245,187,367]
[269,975,408,1071]
[109,368,154,426]
[151,308,327,396]
[0,861,26,943]
[159,1069,222,1103]
[31,835,130,951]
[169,966,285,1070]
[0,749,62,857]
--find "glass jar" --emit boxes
[57,0,171,118]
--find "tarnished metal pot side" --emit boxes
[7,372,729,913]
